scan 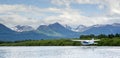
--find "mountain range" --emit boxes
[0,23,53,41]
[65,25,88,32]
[82,23,120,35]
[0,23,120,41]
[11,25,34,32]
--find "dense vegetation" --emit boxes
[0,34,120,46]
[80,34,120,46]
[0,39,81,46]
[80,33,120,39]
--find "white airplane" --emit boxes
[72,38,100,45]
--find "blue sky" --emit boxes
[0,0,53,8]
[0,0,120,28]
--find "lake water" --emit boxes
[0,46,120,58]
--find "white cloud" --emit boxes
[0,0,120,29]
[0,5,63,28]
[51,0,120,24]
[0,14,41,28]
[107,0,120,15]
[51,0,71,8]
[51,0,120,15]
[98,4,105,10]
[74,0,102,4]
[76,0,120,15]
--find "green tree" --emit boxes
[115,33,120,37]
[108,34,114,38]
[97,34,107,39]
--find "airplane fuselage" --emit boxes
[81,41,94,45]
[72,38,100,45]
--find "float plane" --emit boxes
[72,38,100,45]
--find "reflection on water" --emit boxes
[0,46,120,58]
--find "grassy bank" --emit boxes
[0,34,120,46]
[97,37,120,46]
[0,37,120,46]
[0,39,81,46]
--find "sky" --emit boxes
[0,0,120,28]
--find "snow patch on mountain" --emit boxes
[11,25,34,32]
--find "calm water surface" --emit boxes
[0,46,120,58]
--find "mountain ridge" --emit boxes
[0,23,120,41]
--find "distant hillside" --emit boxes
[37,25,62,37]
[37,22,79,38]
[11,25,34,32]
[0,24,53,41]
[82,23,120,35]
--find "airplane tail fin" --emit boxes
[92,38,94,40]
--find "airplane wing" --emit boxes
[72,39,100,42]
[93,39,100,41]
[72,40,90,42]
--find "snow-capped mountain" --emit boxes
[11,25,34,32]
[37,22,78,37]
[74,25,88,32]
[65,25,88,32]
[112,23,120,26]
[82,23,120,35]
[0,23,120,41]
[65,25,72,30]
[91,24,103,27]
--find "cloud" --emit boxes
[51,0,120,15]
[0,0,120,29]
[74,0,102,4]
[75,0,120,15]
[51,0,120,24]
[107,0,120,15]
[51,0,71,8]
[0,5,63,28]
[0,13,41,28]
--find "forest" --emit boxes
[0,34,120,46]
